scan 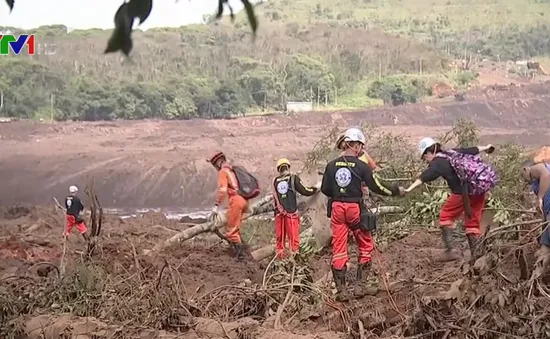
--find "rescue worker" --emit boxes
[272,158,318,259]
[336,133,381,171]
[405,138,495,261]
[521,160,550,274]
[65,185,89,241]
[336,131,383,208]
[208,151,248,261]
[321,127,404,301]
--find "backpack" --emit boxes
[437,149,498,195]
[232,165,261,200]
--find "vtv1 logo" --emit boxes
[0,34,35,55]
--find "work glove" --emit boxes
[208,205,219,222]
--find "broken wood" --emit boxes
[53,197,67,278]
[84,177,103,257]
[146,193,277,255]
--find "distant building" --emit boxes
[286,101,313,113]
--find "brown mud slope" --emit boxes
[1,205,548,338]
[1,82,550,209]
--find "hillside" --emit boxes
[0,0,549,121]
[1,81,550,209]
[238,0,550,59]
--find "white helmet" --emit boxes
[69,185,78,193]
[418,137,437,157]
[342,127,366,145]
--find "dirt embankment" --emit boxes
[1,82,550,209]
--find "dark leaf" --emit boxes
[241,0,258,34]
[105,2,134,56]
[216,0,228,19]
[128,0,153,25]
[5,0,14,12]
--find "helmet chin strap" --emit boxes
[345,142,362,157]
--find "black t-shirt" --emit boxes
[273,174,317,214]
[420,147,480,194]
[321,155,397,202]
[65,195,84,216]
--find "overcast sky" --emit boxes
[0,0,244,29]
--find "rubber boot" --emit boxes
[439,227,460,262]
[82,232,90,242]
[235,243,245,262]
[466,234,481,263]
[354,262,377,297]
[331,267,350,302]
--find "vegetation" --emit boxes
[1,0,549,120]
[0,24,446,120]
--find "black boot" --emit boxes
[356,262,371,281]
[354,262,377,297]
[331,267,350,301]
[466,234,481,263]
[439,227,460,262]
[235,243,245,262]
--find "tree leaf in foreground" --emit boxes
[128,0,153,25]
[105,2,134,56]
[4,0,13,12]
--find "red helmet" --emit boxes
[208,151,226,164]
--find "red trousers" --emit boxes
[275,213,300,258]
[440,193,486,236]
[331,201,374,270]
[65,215,87,236]
[226,195,248,244]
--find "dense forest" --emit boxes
[1,0,549,121]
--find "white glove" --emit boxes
[209,205,219,222]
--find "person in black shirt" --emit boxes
[321,127,404,301]
[65,185,89,241]
[405,137,494,261]
[272,158,318,259]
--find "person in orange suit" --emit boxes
[272,158,318,259]
[208,151,248,261]
[64,185,89,241]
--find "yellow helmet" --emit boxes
[276,158,291,170]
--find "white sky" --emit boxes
[0,0,245,29]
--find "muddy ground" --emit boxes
[1,203,546,339]
[1,81,550,209]
[0,205,463,338]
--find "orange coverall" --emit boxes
[216,164,248,244]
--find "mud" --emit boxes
[1,204,547,338]
[1,82,550,209]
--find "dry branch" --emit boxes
[53,197,67,278]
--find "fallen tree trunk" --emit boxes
[251,227,315,261]
[250,206,405,261]
[147,174,404,256]
[147,173,331,255]
[146,188,314,255]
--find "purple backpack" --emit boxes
[437,149,498,195]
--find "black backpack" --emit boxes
[232,166,261,200]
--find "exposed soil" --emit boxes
[1,203,547,338]
[1,81,550,209]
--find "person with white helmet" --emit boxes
[321,127,405,301]
[335,131,381,172]
[271,158,318,259]
[64,185,89,241]
[405,137,495,262]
